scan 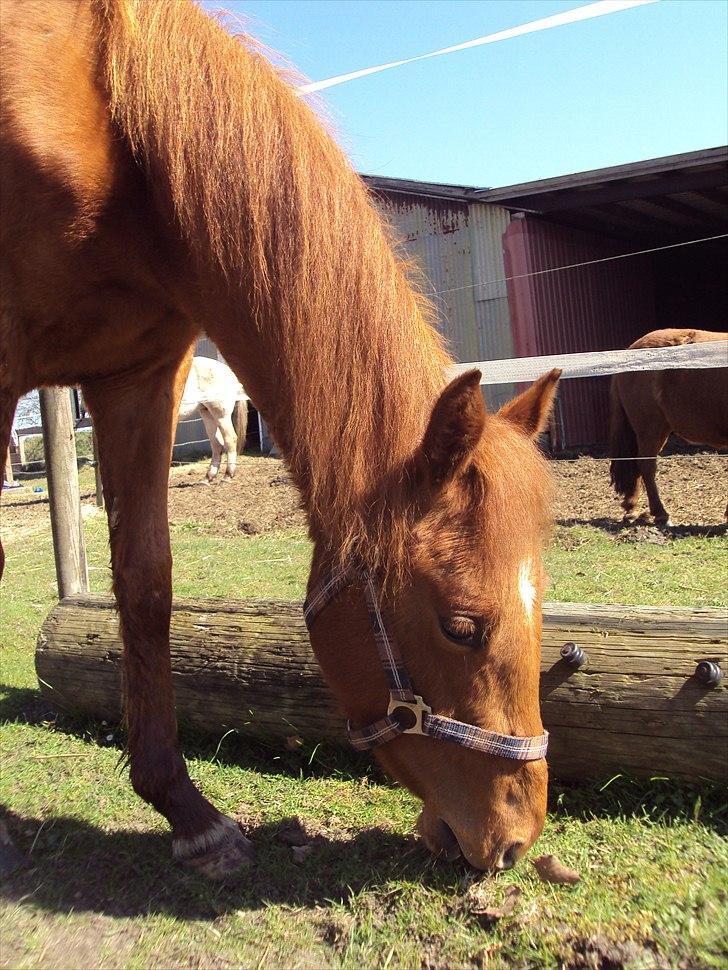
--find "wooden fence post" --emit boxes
[4,448,13,486]
[91,429,104,510]
[39,388,89,598]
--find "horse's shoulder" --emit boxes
[1,0,125,237]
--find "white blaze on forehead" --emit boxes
[518,559,537,619]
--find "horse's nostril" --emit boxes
[499,841,524,870]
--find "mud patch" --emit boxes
[167,457,306,536]
[565,934,661,969]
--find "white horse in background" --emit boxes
[178,357,248,482]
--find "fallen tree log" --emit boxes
[36,594,728,782]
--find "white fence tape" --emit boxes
[450,340,728,386]
[13,342,727,449]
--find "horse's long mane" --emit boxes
[95,0,451,575]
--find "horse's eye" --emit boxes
[440,615,480,647]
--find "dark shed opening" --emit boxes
[477,146,728,449]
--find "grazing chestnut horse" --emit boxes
[610,329,728,525]
[0,0,560,877]
[178,356,248,482]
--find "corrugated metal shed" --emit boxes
[373,191,477,359]
[488,147,727,448]
[477,146,728,242]
[370,185,516,411]
[503,216,656,448]
[468,203,515,411]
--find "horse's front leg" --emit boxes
[82,364,254,878]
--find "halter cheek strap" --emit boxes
[304,562,548,762]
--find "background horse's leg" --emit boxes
[233,396,248,458]
[636,426,671,525]
[216,412,238,479]
[82,364,254,877]
[618,472,642,522]
[198,406,224,483]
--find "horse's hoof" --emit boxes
[173,817,254,881]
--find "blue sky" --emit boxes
[201,0,728,189]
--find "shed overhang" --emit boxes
[473,147,728,243]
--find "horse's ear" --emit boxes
[498,368,562,438]
[421,370,486,484]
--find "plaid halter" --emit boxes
[304,562,548,761]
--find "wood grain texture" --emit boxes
[38,388,89,598]
[36,595,728,782]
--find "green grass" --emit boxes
[2,481,727,968]
[19,429,95,464]
[547,524,728,608]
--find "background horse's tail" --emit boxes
[608,379,639,501]
[233,388,248,454]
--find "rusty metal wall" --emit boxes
[503,216,657,448]
[468,203,516,411]
[374,191,515,411]
[374,192,478,360]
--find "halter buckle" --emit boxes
[387,694,431,736]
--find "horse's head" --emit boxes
[308,368,560,871]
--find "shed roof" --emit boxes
[474,146,728,241]
[361,174,473,203]
[364,146,728,242]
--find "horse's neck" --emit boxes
[206,298,446,571]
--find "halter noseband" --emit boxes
[304,562,548,761]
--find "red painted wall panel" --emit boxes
[503,217,657,448]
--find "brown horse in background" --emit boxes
[1,0,560,878]
[610,329,728,524]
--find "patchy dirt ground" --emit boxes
[168,452,728,535]
[167,457,306,535]
[2,451,726,543]
[550,452,727,528]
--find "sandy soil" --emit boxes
[2,451,726,544]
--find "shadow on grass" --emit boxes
[0,808,457,921]
[548,775,728,835]
[0,684,52,724]
[3,682,727,836]
[555,517,728,539]
[0,683,372,785]
[2,771,727,924]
